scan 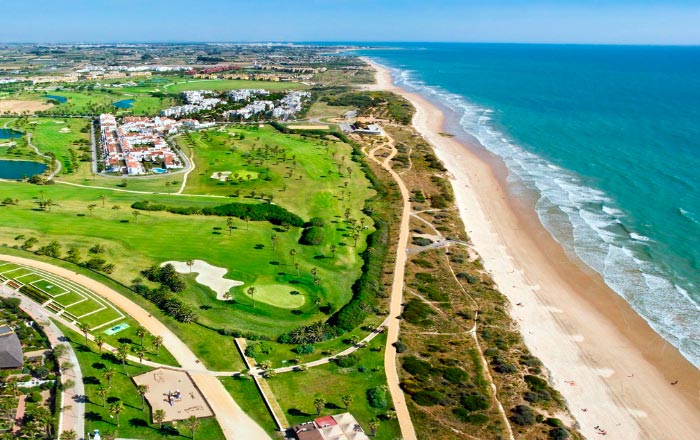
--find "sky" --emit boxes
[1,0,700,45]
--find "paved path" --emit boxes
[366,135,418,440]
[0,254,269,440]
[1,285,86,439]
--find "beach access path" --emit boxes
[0,254,270,440]
[362,57,700,439]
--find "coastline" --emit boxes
[363,57,700,439]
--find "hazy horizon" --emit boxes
[2,0,700,46]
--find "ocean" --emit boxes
[354,43,700,366]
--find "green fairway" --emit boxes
[164,79,306,93]
[248,284,306,309]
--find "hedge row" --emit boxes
[131,201,304,227]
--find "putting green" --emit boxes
[246,284,306,309]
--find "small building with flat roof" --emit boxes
[291,413,369,440]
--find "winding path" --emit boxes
[26,132,62,179]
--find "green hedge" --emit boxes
[131,201,304,227]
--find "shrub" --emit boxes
[411,237,433,247]
[460,393,489,412]
[402,356,432,376]
[546,418,564,428]
[401,299,431,324]
[453,408,489,425]
[295,344,314,355]
[367,386,387,409]
[456,272,480,284]
[393,341,408,353]
[132,200,304,226]
[411,390,444,406]
[335,354,358,368]
[307,217,325,227]
[524,390,552,403]
[443,367,469,384]
[299,226,324,246]
[245,342,273,358]
[524,374,549,391]
[27,392,42,403]
[510,405,536,426]
[550,428,570,440]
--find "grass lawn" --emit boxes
[0,123,377,369]
[55,322,224,440]
[267,334,401,440]
[164,79,307,93]
[219,376,279,436]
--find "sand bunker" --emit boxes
[162,260,242,300]
[210,171,231,182]
[58,127,71,133]
[0,100,53,113]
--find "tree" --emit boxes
[368,419,379,437]
[226,217,235,235]
[32,406,54,438]
[136,347,146,364]
[96,384,109,407]
[87,204,97,216]
[108,400,124,426]
[100,194,107,208]
[62,429,78,440]
[77,322,90,346]
[154,409,166,429]
[184,415,201,439]
[331,244,337,260]
[95,335,105,353]
[247,286,256,308]
[313,398,326,416]
[136,326,147,347]
[152,335,163,355]
[116,344,130,376]
[295,262,300,277]
[137,384,148,411]
[289,248,297,265]
[132,210,140,223]
[270,234,278,251]
[103,368,115,387]
[341,394,353,410]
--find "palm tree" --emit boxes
[331,244,337,260]
[116,344,130,376]
[62,429,78,440]
[289,248,297,265]
[184,415,201,439]
[223,291,232,301]
[154,409,166,429]
[95,335,105,353]
[244,216,250,229]
[87,204,97,216]
[77,322,90,346]
[313,398,326,416]
[152,335,163,355]
[96,384,109,407]
[295,262,300,277]
[226,217,234,235]
[136,347,146,364]
[270,234,278,251]
[100,194,107,208]
[137,384,148,411]
[247,286,256,308]
[103,368,115,387]
[32,406,54,438]
[108,400,124,426]
[132,210,140,223]
[136,326,147,347]
[341,394,353,410]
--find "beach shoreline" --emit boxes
[362,57,700,439]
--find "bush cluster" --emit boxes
[131,201,304,227]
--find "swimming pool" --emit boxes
[152,168,167,174]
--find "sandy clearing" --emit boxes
[163,260,243,300]
[0,99,53,113]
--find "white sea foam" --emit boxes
[389,66,700,366]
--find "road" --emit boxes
[0,254,270,440]
[0,286,86,440]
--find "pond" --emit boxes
[0,160,47,180]
[0,128,23,140]
[45,95,67,103]
[113,99,135,109]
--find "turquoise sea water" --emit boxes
[355,44,700,366]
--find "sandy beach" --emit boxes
[363,57,700,439]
